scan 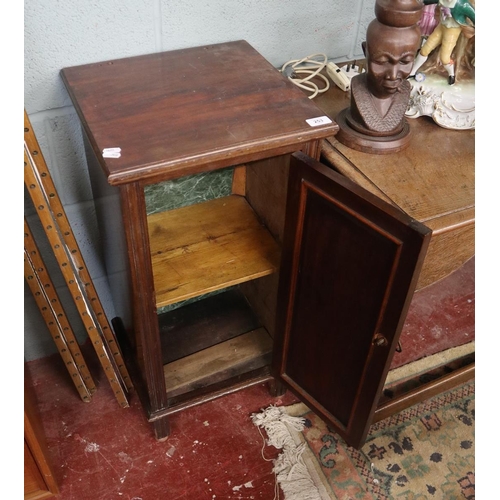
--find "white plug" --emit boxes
[340,63,365,81]
[326,62,351,92]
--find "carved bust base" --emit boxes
[335,108,412,154]
[336,72,413,154]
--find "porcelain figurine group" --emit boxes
[410,0,475,86]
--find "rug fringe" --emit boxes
[252,406,322,500]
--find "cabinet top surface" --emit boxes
[61,40,338,185]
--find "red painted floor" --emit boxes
[391,257,475,369]
[26,354,298,500]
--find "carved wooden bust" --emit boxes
[336,0,423,154]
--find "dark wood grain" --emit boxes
[61,41,338,186]
[120,182,169,415]
[272,152,431,448]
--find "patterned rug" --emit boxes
[252,381,474,500]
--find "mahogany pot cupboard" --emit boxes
[60,41,474,449]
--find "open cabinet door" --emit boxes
[272,152,431,449]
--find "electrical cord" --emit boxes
[280,53,330,99]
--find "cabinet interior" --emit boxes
[146,155,291,403]
[142,150,474,413]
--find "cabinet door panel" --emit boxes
[273,152,431,448]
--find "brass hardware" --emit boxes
[373,333,388,347]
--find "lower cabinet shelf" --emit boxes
[163,327,273,398]
[158,287,274,402]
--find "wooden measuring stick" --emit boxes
[24,111,133,407]
[24,218,96,402]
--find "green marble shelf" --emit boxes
[145,167,234,215]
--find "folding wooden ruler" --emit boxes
[24,110,133,408]
[24,218,96,402]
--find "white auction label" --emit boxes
[102,147,122,158]
[306,116,332,127]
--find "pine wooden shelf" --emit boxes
[148,195,281,308]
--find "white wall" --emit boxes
[24,0,375,360]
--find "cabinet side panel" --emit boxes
[83,133,134,340]
[245,154,290,244]
[241,154,290,337]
